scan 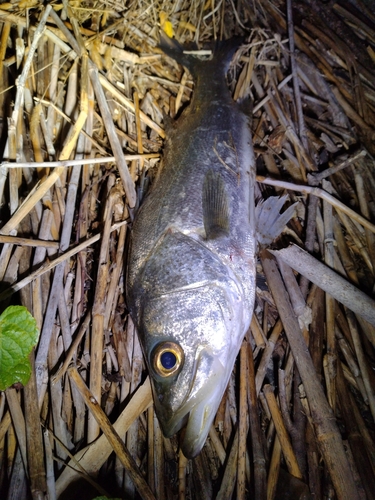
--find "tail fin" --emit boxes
[256,196,297,247]
[159,32,242,76]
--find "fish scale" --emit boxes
[126,35,293,458]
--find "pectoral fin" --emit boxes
[202,170,230,239]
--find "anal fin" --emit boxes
[202,170,230,239]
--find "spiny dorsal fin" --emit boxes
[202,170,230,239]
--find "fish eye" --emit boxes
[151,341,184,377]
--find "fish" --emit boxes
[126,35,295,458]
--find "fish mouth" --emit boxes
[160,348,229,459]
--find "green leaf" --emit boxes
[0,306,40,391]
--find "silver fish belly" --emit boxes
[127,38,256,458]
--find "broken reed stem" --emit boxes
[266,436,281,500]
[0,154,160,169]
[68,366,156,500]
[247,340,267,500]
[286,0,308,150]
[237,341,248,500]
[323,180,337,411]
[0,234,59,248]
[88,176,116,443]
[216,428,239,500]
[260,249,359,500]
[178,450,188,500]
[89,63,137,207]
[24,350,47,498]
[51,310,91,384]
[55,377,152,496]
[0,4,52,202]
[270,245,375,331]
[263,384,302,479]
[345,310,375,422]
[5,388,28,472]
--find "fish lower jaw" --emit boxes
[161,394,221,459]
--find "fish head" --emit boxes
[140,281,247,458]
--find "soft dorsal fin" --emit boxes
[202,170,230,239]
[255,196,297,247]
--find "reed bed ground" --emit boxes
[0,1,375,499]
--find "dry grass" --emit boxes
[0,1,375,499]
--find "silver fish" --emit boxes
[127,36,294,458]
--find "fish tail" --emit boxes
[159,32,242,76]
